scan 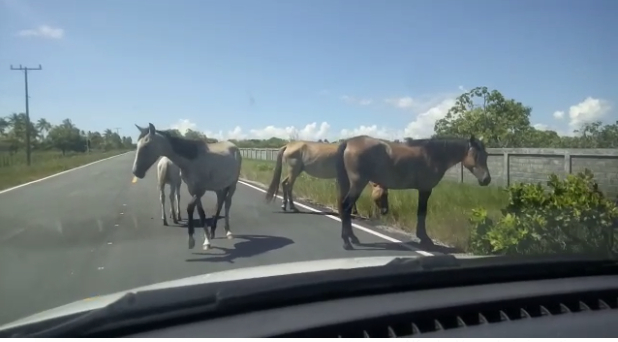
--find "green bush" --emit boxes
[468,169,618,256]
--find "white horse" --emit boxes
[132,123,242,250]
[157,156,182,226]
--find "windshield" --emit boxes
[0,0,616,328]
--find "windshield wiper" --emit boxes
[10,287,220,338]
[12,292,142,338]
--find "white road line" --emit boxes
[0,151,132,195]
[0,228,26,242]
[237,179,434,256]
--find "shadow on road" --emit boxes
[352,240,461,254]
[185,234,294,263]
[178,216,460,255]
[273,210,369,220]
[273,210,335,216]
[174,216,223,228]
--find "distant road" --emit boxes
[0,152,431,326]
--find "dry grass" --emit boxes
[0,150,130,191]
[240,158,509,251]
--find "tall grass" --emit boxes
[0,149,130,191]
[240,159,509,251]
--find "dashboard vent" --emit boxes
[277,289,618,338]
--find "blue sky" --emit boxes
[1,0,616,141]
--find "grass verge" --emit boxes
[0,150,130,191]
[240,158,509,251]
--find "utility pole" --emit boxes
[10,64,42,166]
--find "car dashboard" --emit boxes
[127,273,618,338]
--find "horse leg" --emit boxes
[223,185,235,239]
[210,188,228,240]
[416,190,433,246]
[337,179,354,250]
[196,199,210,250]
[337,175,366,249]
[169,186,178,224]
[280,175,290,211]
[186,196,199,249]
[159,187,168,226]
[345,179,366,246]
[351,203,359,216]
[176,184,182,221]
[286,167,302,213]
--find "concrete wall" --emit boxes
[239,148,618,197]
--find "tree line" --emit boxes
[233,87,618,149]
[2,86,616,154]
[0,113,135,155]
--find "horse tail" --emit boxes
[265,145,287,203]
[335,140,351,213]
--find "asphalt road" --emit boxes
[0,152,432,326]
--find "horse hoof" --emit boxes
[291,207,300,213]
[351,236,360,245]
[188,237,196,249]
[281,206,287,212]
[226,232,233,239]
[162,220,168,226]
[419,238,434,247]
[343,243,353,250]
[203,244,210,251]
[172,219,178,224]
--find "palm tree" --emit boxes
[36,118,52,139]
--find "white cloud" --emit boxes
[340,95,373,106]
[384,91,459,114]
[384,96,415,109]
[203,126,246,141]
[402,98,456,138]
[553,111,565,120]
[339,125,403,140]
[249,122,331,140]
[566,97,611,129]
[173,120,331,141]
[17,25,64,39]
[170,119,197,135]
[167,92,611,143]
[533,123,549,131]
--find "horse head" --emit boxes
[369,182,389,215]
[462,135,491,186]
[133,123,168,179]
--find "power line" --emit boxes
[10,64,42,166]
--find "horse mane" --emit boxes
[156,130,205,160]
[403,136,485,152]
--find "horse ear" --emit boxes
[469,134,476,142]
[148,123,156,135]
[135,124,145,132]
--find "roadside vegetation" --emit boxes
[0,114,133,190]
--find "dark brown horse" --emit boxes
[335,135,491,250]
[265,140,389,216]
